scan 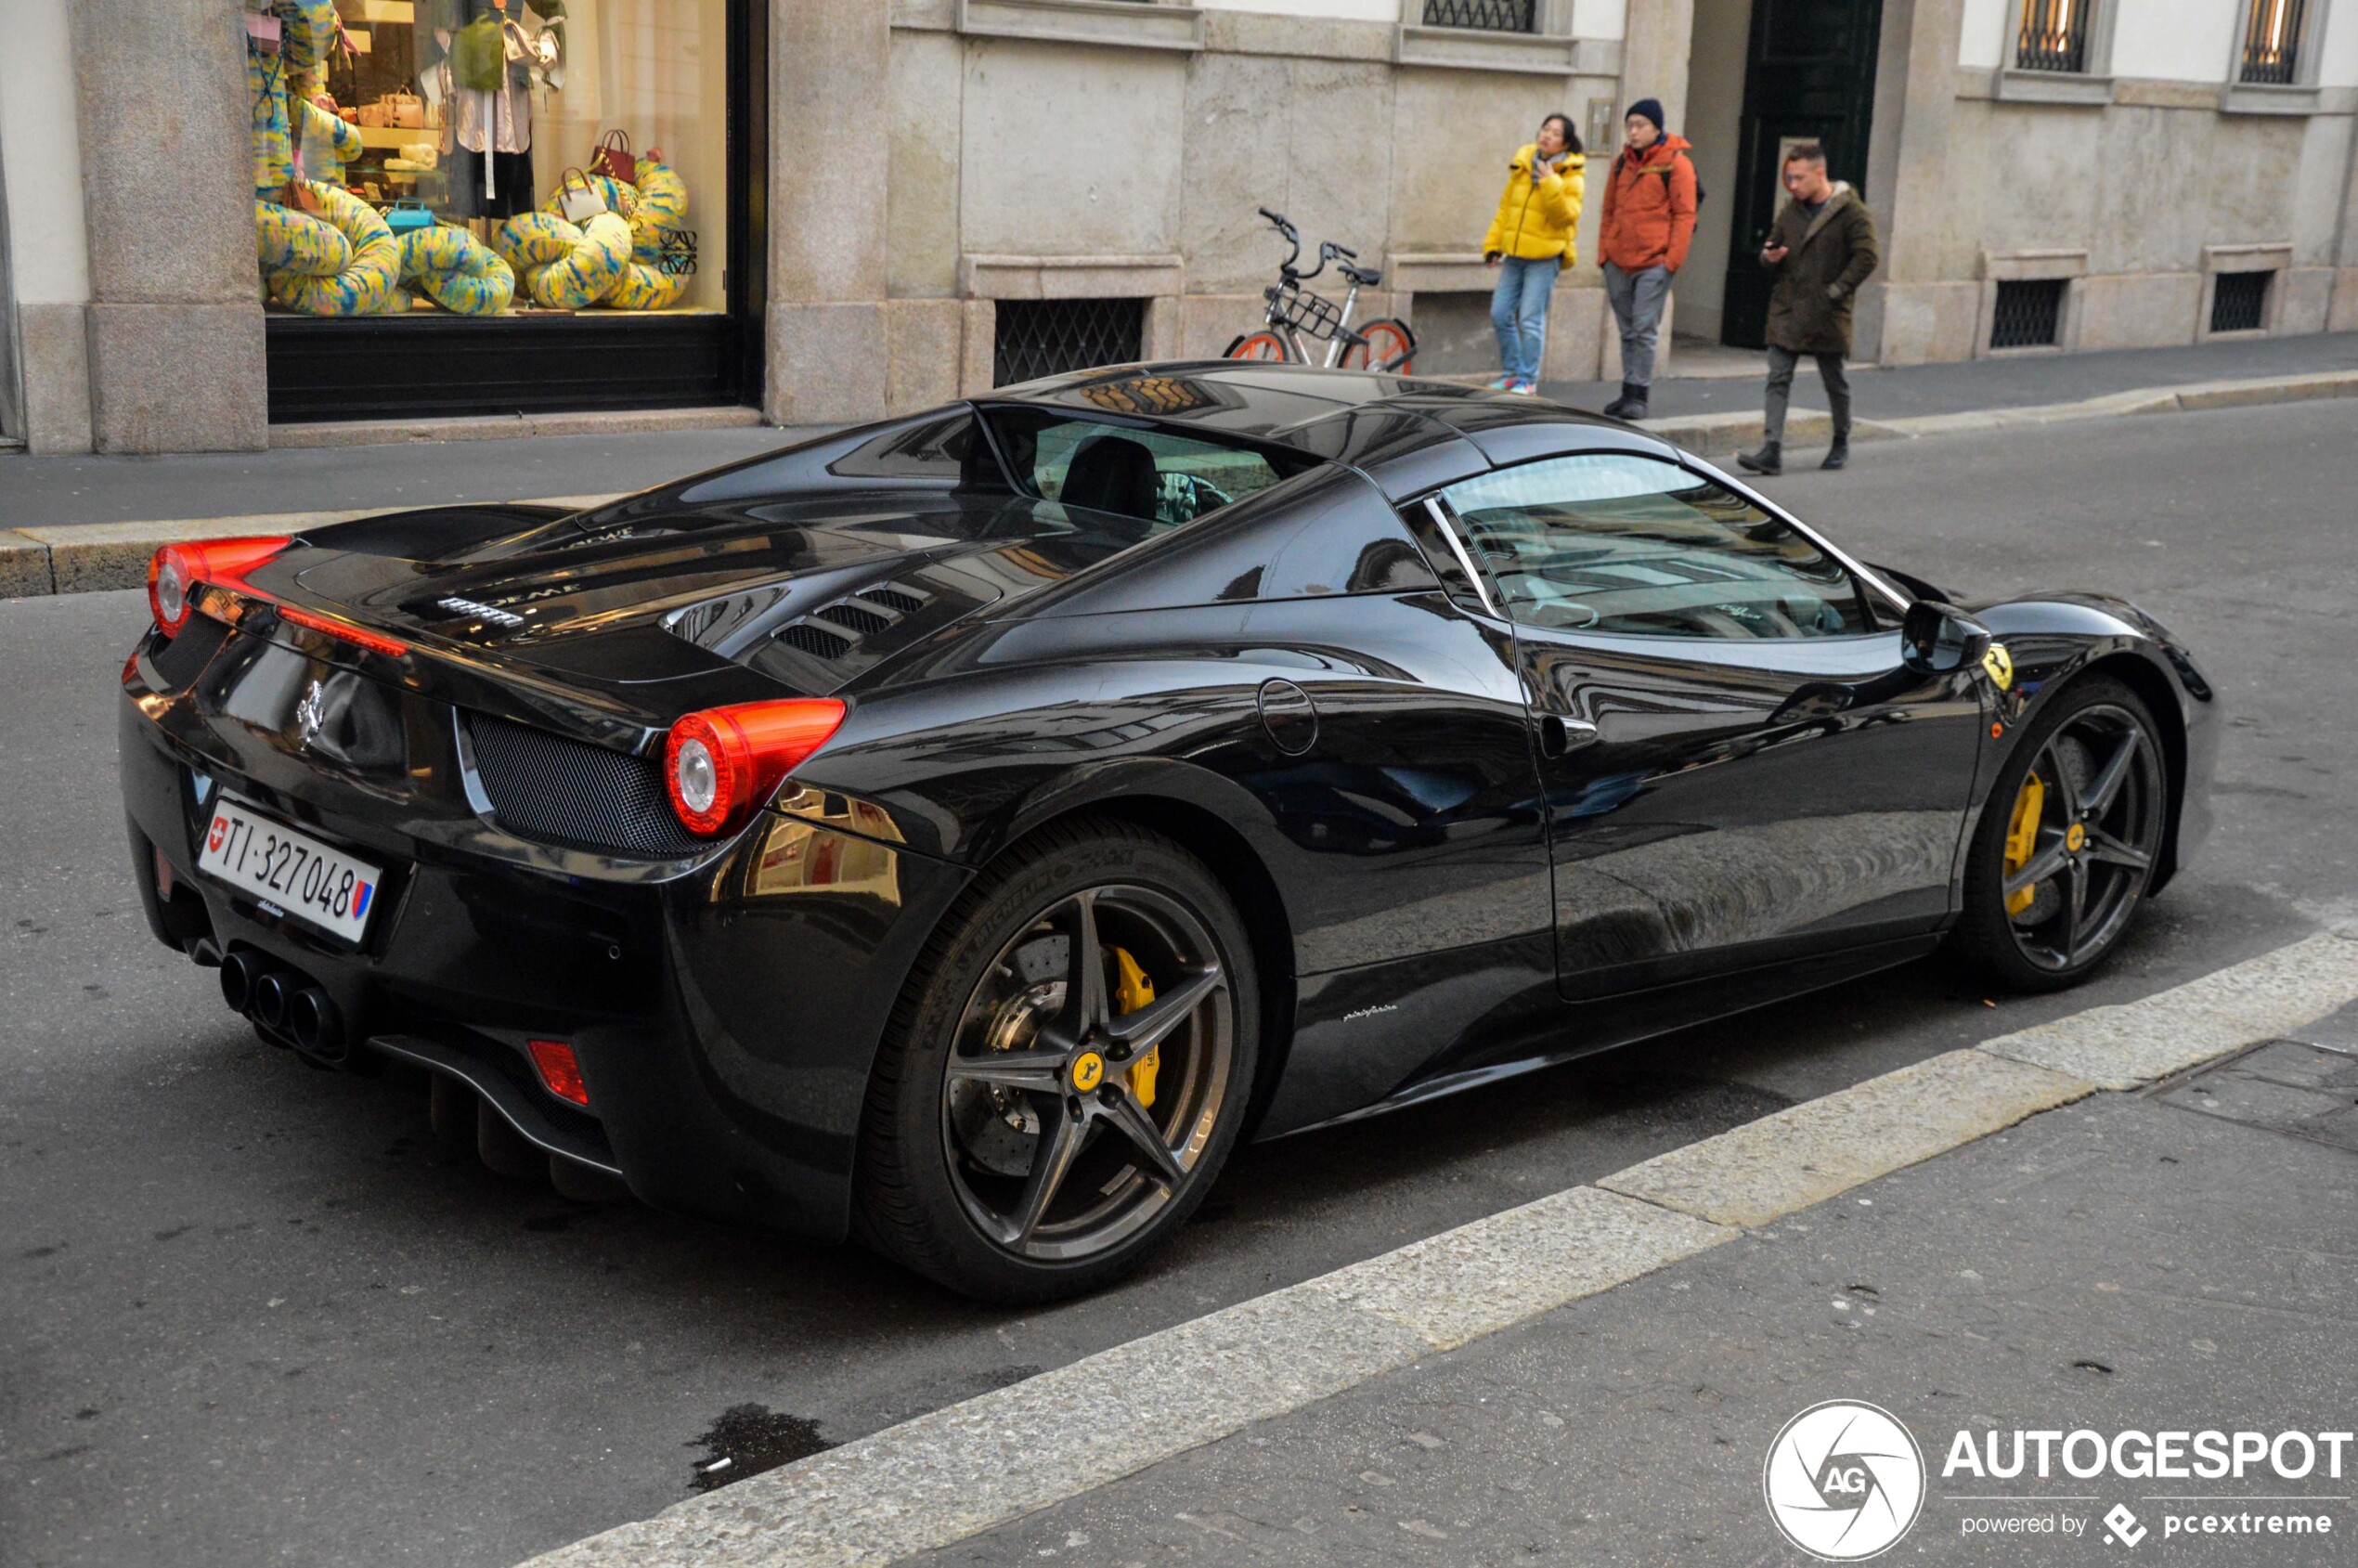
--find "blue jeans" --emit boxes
[1491,254,1559,383]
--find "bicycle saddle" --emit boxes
[1339,262,1382,287]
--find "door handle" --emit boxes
[1539,715,1600,758]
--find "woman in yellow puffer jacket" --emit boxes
[1481,113,1585,394]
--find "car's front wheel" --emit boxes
[855,818,1257,1302]
[1954,675,2170,992]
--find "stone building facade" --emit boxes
[4,0,2357,454]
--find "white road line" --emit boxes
[519,931,2358,1568]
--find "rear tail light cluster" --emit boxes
[149,536,291,636]
[146,537,409,659]
[663,699,846,836]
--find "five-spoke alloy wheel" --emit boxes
[1957,676,2170,991]
[856,819,1257,1302]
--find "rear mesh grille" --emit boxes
[152,615,232,690]
[860,587,926,616]
[465,713,704,857]
[815,603,891,636]
[778,621,852,658]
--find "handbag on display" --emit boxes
[590,129,635,184]
[382,200,437,236]
[386,88,425,129]
[244,9,282,55]
[552,167,608,225]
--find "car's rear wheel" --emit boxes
[855,818,1257,1302]
[1954,676,2169,992]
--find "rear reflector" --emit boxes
[527,1039,590,1106]
[153,846,175,900]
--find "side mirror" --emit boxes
[1899,600,1991,675]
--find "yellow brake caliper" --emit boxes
[1112,947,1159,1108]
[2002,773,2046,916]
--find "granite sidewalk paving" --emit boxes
[906,1001,2358,1568]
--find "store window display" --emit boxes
[242,0,727,321]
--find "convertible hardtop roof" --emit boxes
[982,360,1671,481]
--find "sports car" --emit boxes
[119,364,2217,1301]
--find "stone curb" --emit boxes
[1,495,625,598]
[1639,366,2358,457]
[513,931,2358,1568]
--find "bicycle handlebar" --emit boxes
[1258,207,1304,275]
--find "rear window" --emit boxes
[981,407,1316,534]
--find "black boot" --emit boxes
[1736,442,1781,476]
[1602,382,1646,420]
[1820,437,1849,470]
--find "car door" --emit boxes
[1429,450,1985,1001]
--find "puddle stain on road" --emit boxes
[688,1404,836,1493]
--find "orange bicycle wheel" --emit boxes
[1225,330,1289,362]
[1342,318,1416,374]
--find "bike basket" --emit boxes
[1267,280,1344,341]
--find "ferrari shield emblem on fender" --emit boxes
[1979,643,2015,690]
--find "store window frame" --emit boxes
[264,0,767,424]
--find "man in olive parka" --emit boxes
[1737,142,1881,475]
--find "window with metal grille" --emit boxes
[2241,0,2308,82]
[993,299,1147,388]
[2211,270,2272,333]
[1989,279,2066,350]
[2015,0,2090,71]
[1421,0,1538,31]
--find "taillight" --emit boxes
[527,1039,590,1106]
[148,536,292,637]
[663,698,847,836]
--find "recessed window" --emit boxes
[993,299,1146,388]
[2210,271,2272,333]
[2015,0,2091,71]
[1989,279,2066,350]
[1422,0,1538,32]
[2240,0,2309,83]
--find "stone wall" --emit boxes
[835,1,1631,418]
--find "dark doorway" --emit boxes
[1718,0,1882,348]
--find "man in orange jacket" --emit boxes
[1596,97,1697,421]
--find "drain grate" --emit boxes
[994,298,1146,388]
[2210,270,2271,333]
[1989,279,2066,349]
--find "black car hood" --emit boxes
[288,492,1140,701]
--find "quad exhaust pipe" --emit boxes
[220,950,349,1064]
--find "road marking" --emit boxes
[520,932,2358,1568]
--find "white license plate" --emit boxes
[195,798,384,943]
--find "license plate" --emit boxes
[195,798,383,943]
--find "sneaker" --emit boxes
[1485,376,1515,391]
[1509,379,1539,395]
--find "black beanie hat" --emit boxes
[1628,97,1665,133]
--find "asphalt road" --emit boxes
[3,398,2353,1567]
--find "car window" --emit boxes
[982,408,1312,532]
[1438,453,1873,639]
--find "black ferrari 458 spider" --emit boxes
[119,364,2216,1300]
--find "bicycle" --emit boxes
[1224,208,1416,373]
